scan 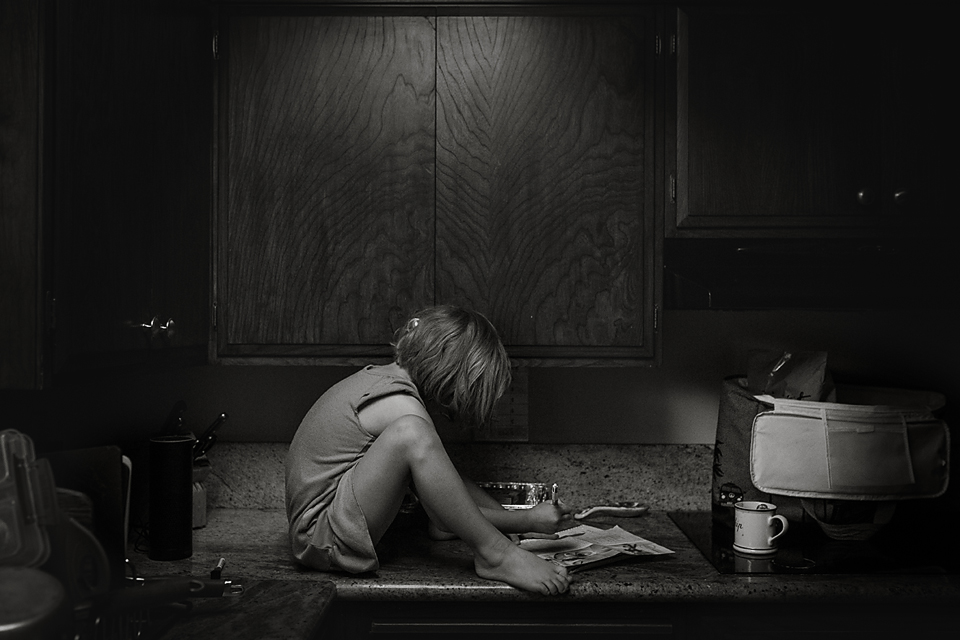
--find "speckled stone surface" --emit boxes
[445,443,714,512]
[202,442,714,512]
[203,443,288,510]
[161,442,959,637]
[131,508,960,606]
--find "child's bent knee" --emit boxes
[383,415,439,455]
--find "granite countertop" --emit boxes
[116,443,960,638]
[130,508,960,605]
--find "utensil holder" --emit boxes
[148,435,194,560]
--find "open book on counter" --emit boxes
[520,524,674,572]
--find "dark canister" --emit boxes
[148,434,195,560]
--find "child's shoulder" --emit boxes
[359,363,419,396]
[362,362,409,382]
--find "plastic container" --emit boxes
[0,430,57,567]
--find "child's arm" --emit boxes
[460,476,576,534]
[458,474,506,510]
[478,501,576,536]
[428,476,576,538]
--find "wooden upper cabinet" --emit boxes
[217,6,657,363]
[1,0,44,389]
[218,13,436,358]
[669,6,948,237]
[52,0,211,375]
[2,0,210,387]
[436,14,654,359]
[883,10,949,232]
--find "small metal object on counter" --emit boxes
[193,412,228,461]
[191,413,226,529]
[222,579,244,597]
[76,574,243,640]
[575,502,649,519]
[104,576,244,615]
[211,557,226,580]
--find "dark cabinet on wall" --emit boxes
[216,5,659,364]
[668,5,950,236]
[1,0,212,389]
[1,0,47,389]
[12,2,952,388]
[663,5,954,310]
[53,0,212,374]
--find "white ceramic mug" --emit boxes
[734,501,789,555]
[733,550,774,573]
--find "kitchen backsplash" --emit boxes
[201,442,714,512]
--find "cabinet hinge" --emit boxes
[44,292,56,330]
[657,34,676,58]
[212,30,219,61]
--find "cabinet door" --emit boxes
[53,0,210,373]
[884,11,950,229]
[436,12,656,360]
[0,0,45,389]
[217,12,435,360]
[671,6,889,234]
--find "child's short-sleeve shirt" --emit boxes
[284,364,422,572]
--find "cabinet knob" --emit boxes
[893,190,909,206]
[138,316,176,339]
[158,318,176,337]
[856,189,875,206]
[139,316,160,336]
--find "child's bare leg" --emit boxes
[351,415,571,595]
[425,513,458,541]
[420,475,501,540]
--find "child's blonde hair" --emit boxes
[393,305,511,427]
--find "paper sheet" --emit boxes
[519,524,673,570]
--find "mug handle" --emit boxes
[768,515,789,543]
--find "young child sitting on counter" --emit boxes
[285,305,575,594]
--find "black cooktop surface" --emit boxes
[668,508,959,575]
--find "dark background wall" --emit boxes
[7,308,958,452]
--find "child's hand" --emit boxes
[525,502,576,535]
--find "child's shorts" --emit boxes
[296,466,379,573]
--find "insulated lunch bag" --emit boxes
[750,392,950,502]
[712,377,950,538]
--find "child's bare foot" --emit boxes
[474,537,571,595]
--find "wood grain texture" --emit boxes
[221,15,436,348]
[436,15,647,348]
